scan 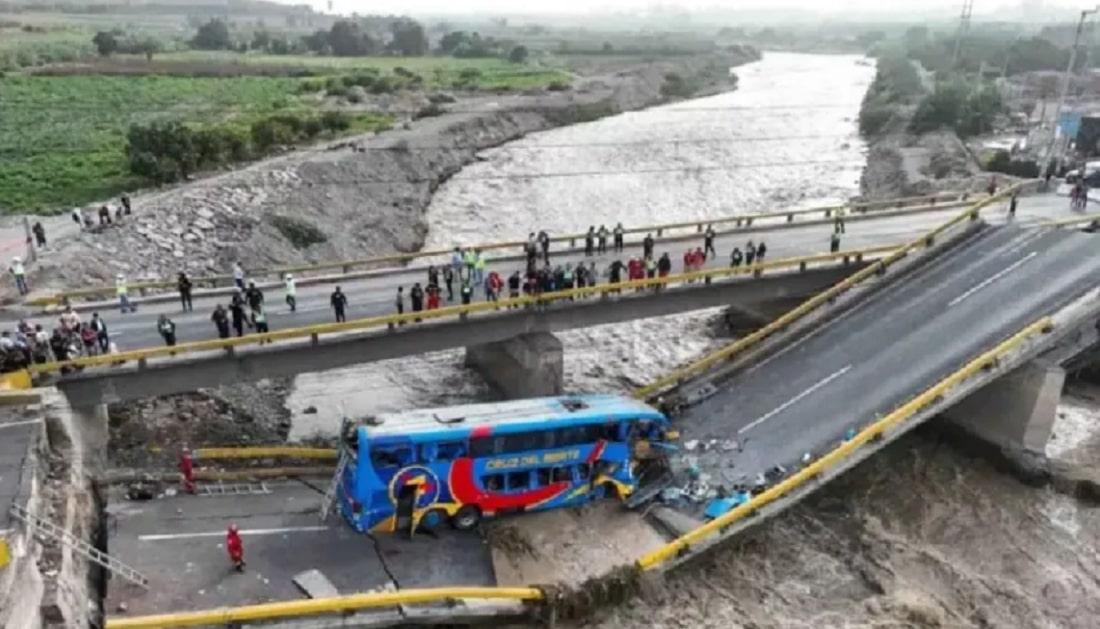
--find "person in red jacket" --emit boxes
[487,271,504,303]
[179,447,195,495]
[226,524,245,572]
[426,284,441,310]
[692,247,706,273]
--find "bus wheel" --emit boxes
[451,505,481,531]
[599,482,619,500]
[419,509,448,531]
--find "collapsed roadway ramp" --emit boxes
[659,221,1100,552]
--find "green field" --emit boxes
[0,74,393,212]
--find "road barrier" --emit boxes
[635,315,1054,570]
[25,245,899,378]
[632,184,1021,401]
[31,192,965,307]
[1037,214,1100,229]
[193,447,338,460]
[103,587,543,629]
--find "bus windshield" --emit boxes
[334,394,676,536]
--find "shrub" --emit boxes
[859,101,895,136]
[321,111,352,132]
[428,92,457,104]
[546,80,570,91]
[325,84,348,98]
[269,215,327,249]
[414,103,446,119]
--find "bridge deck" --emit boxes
[670,223,1100,514]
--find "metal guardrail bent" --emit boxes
[24,245,899,377]
[31,191,966,306]
[193,447,338,460]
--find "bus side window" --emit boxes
[536,468,552,486]
[470,437,494,458]
[576,463,592,482]
[371,446,411,470]
[507,471,531,492]
[551,467,571,483]
[436,442,466,460]
[420,443,438,462]
[599,422,620,441]
[482,474,504,491]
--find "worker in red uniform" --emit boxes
[226,524,245,572]
[179,447,195,494]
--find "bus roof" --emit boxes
[359,394,663,441]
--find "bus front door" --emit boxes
[394,483,418,537]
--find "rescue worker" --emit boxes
[642,233,655,259]
[90,313,109,353]
[177,271,193,312]
[597,224,609,254]
[244,282,264,313]
[703,225,716,259]
[755,241,767,262]
[473,249,486,286]
[283,274,296,312]
[830,231,841,253]
[226,524,245,572]
[229,290,249,336]
[462,248,475,282]
[730,246,743,268]
[157,314,176,347]
[116,274,134,313]
[613,222,625,253]
[179,447,195,494]
[252,307,269,339]
[10,256,27,295]
[585,226,595,257]
[442,264,455,301]
[211,304,230,339]
[331,286,348,323]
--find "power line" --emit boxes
[0,132,863,160]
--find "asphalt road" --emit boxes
[675,223,1100,504]
[0,408,36,533]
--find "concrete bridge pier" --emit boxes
[68,403,110,467]
[465,332,564,399]
[943,360,1064,476]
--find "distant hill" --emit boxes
[0,0,321,18]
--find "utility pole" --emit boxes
[952,0,975,68]
[1040,6,1100,182]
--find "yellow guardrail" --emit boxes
[635,315,1054,570]
[193,447,338,460]
[32,192,966,307]
[632,184,1020,401]
[103,587,543,629]
[25,245,898,378]
[1037,214,1100,229]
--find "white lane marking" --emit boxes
[738,365,852,435]
[138,526,328,541]
[0,419,42,430]
[948,252,1037,308]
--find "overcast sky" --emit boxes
[275,0,1088,19]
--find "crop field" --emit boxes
[0,74,390,212]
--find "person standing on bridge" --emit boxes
[830,231,841,253]
[91,313,109,354]
[537,230,551,265]
[395,286,405,319]
[657,252,672,280]
[331,286,348,323]
[442,265,455,301]
[508,271,521,304]
[211,304,230,339]
[226,524,245,572]
[229,291,249,337]
[642,233,655,259]
[245,282,264,313]
[460,280,473,305]
[597,225,609,254]
[755,241,767,263]
[703,225,716,260]
[157,314,177,348]
[283,274,296,313]
[473,249,486,287]
[833,209,846,234]
[744,242,756,267]
[232,262,246,291]
[177,272,193,312]
[9,257,27,296]
[410,283,424,320]
[427,283,442,310]
[613,223,625,253]
[730,246,743,268]
[116,274,134,314]
[252,308,269,340]
[585,227,595,257]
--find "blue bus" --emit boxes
[334,394,678,535]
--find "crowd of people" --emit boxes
[0,307,115,374]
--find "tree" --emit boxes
[192,19,232,51]
[327,19,376,56]
[438,31,468,54]
[507,45,529,64]
[389,18,428,56]
[92,31,118,57]
[134,38,162,61]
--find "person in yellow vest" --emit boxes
[116,274,134,314]
[9,257,27,295]
[473,249,486,286]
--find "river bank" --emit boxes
[96,47,760,469]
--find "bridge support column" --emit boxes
[465,332,563,399]
[943,361,1064,476]
[70,403,109,466]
